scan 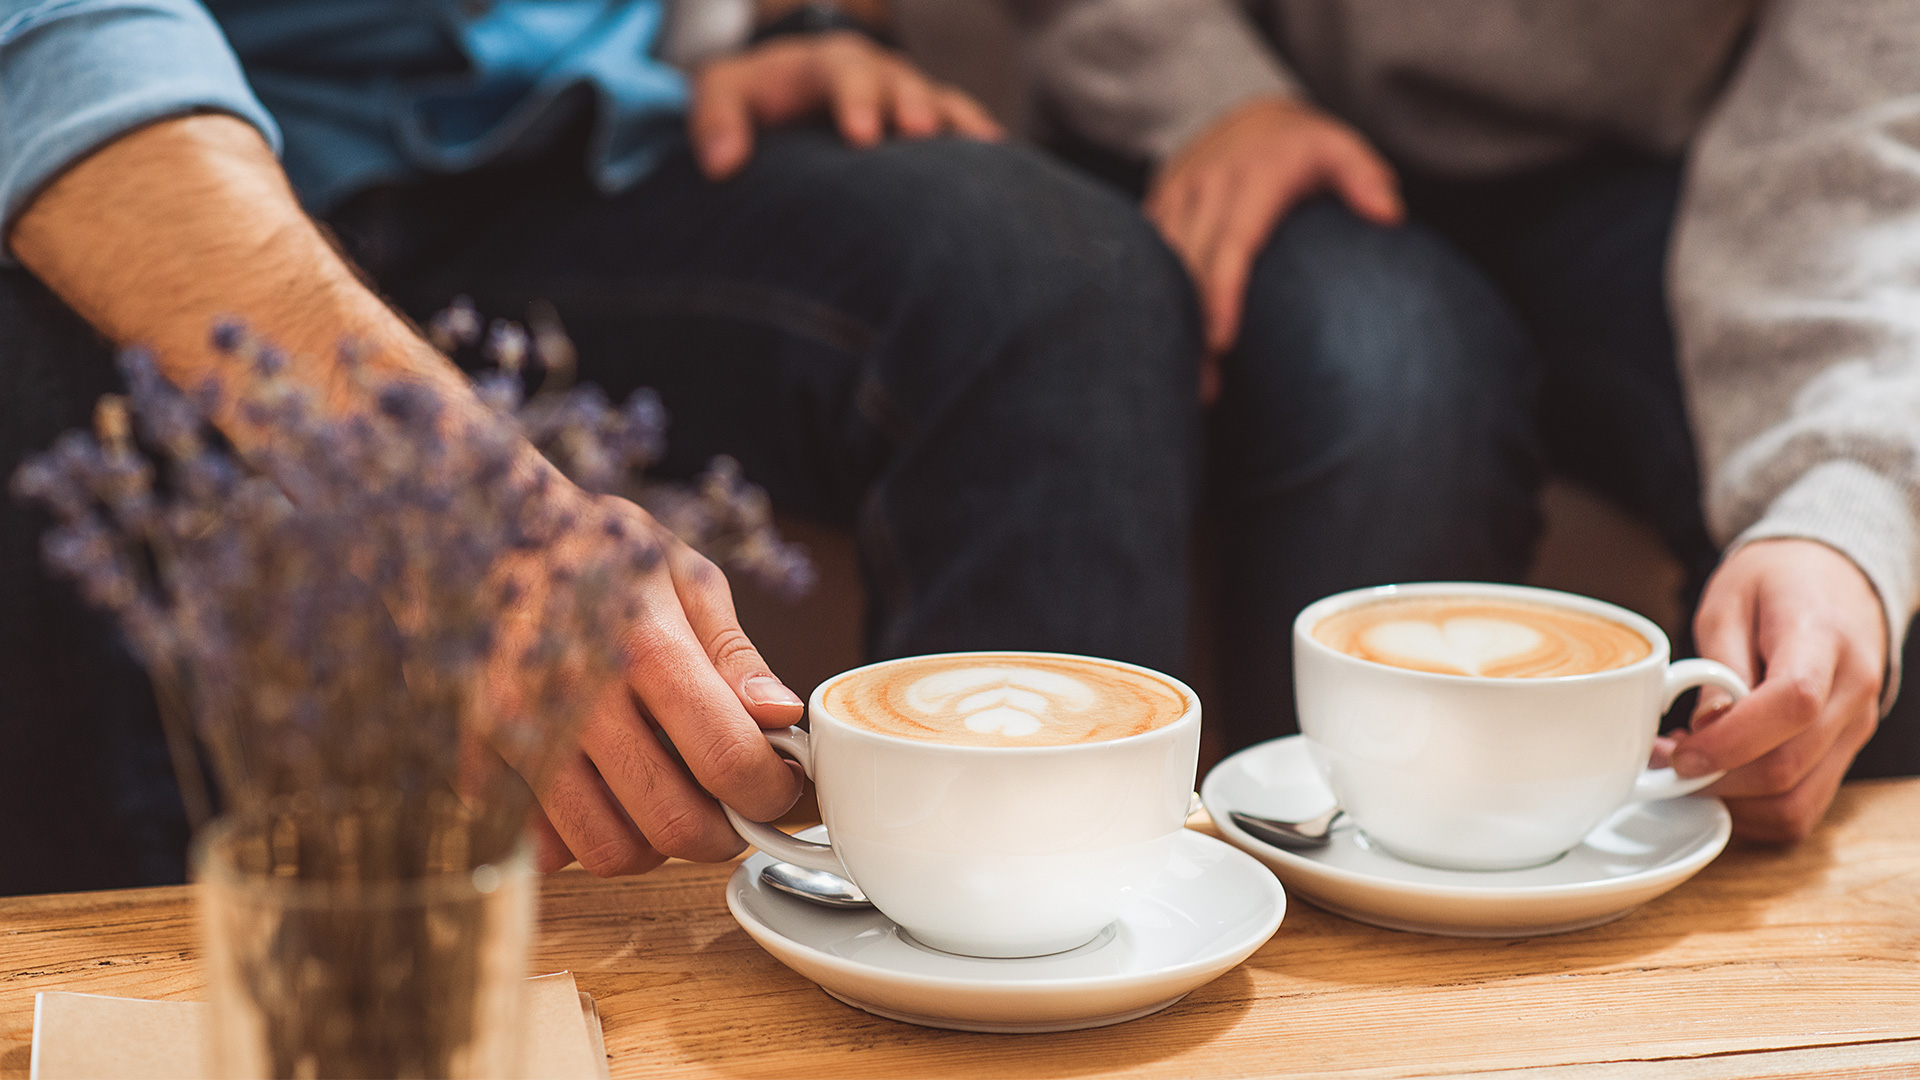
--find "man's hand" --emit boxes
[499,495,806,875]
[12,114,806,875]
[1146,95,1402,390]
[1666,539,1887,842]
[690,31,1003,180]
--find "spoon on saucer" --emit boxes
[1228,807,1347,850]
[762,803,1342,907]
[760,861,874,909]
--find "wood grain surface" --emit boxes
[5,780,1919,1079]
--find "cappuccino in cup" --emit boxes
[725,652,1200,958]
[822,652,1188,747]
[1311,595,1652,679]
[1294,584,1748,871]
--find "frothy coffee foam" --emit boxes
[822,653,1187,747]
[1312,596,1651,678]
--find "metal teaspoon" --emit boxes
[760,861,874,909]
[1228,807,1348,851]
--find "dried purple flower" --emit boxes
[211,319,246,353]
[12,300,814,889]
[426,295,483,353]
[484,319,529,374]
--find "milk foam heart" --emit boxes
[823,652,1188,747]
[1313,596,1651,678]
[1361,617,1545,677]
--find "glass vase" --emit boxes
[194,807,535,1079]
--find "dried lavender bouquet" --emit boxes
[12,304,807,1077]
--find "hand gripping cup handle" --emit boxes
[1633,659,1749,801]
[719,727,853,877]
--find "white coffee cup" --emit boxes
[723,651,1201,958]
[1294,583,1748,871]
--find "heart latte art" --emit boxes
[823,653,1188,746]
[1312,596,1652,678]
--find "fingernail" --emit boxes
[1673,748,1712,778]
[745,675,803,708]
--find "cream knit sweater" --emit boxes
[1009,0,1920,682]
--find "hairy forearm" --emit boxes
[8,114,465,443]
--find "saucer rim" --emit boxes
[1201,735,1732,902]
[820,987,1193,1033]
[726,828,1286,994]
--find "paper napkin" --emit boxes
[29,971,608,1080]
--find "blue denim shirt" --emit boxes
[0,0,687,247]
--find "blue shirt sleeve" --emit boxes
[0,0,282,256]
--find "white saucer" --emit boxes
[726,826,1285,1033]
[1200,735,1731,938]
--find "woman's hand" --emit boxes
[1668,539,1888,842]
[1147,95,1402,376]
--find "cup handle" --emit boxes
[1632,658,1751,801]
[719,727,851,877]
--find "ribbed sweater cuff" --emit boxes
[1139,50,1303,162]
[1730,459,1920,712]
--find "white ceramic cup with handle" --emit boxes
[1293,583,1748,871]
[723,651,1201,958]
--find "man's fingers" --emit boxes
[576,684,749,862]
[623,561,801,820]
[689,61,757,179]
[937,88,1005,141]
[666,544,806,727]
[534,752,667,878]
[824,47,886,147]
[1324,136,1404,225]
[528,806,575,874]
[886,67,942,139]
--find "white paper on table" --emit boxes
[29,971,608,1080]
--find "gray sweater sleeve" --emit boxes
[1005,0,1300,161]
[1671,0,1920,697]
[0,0,280,258]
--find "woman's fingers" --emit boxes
[1323,133,1404,226]
[1720,702,1877,842]
[1146,96,1402,354]
[1679,539,1889,839]
[1672,629,1836,781]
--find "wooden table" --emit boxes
[5,780,1920,1079]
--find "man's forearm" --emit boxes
[8,114,464,444]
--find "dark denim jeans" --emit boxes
[1207,151,1920,780]
[0,131,1202,894]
